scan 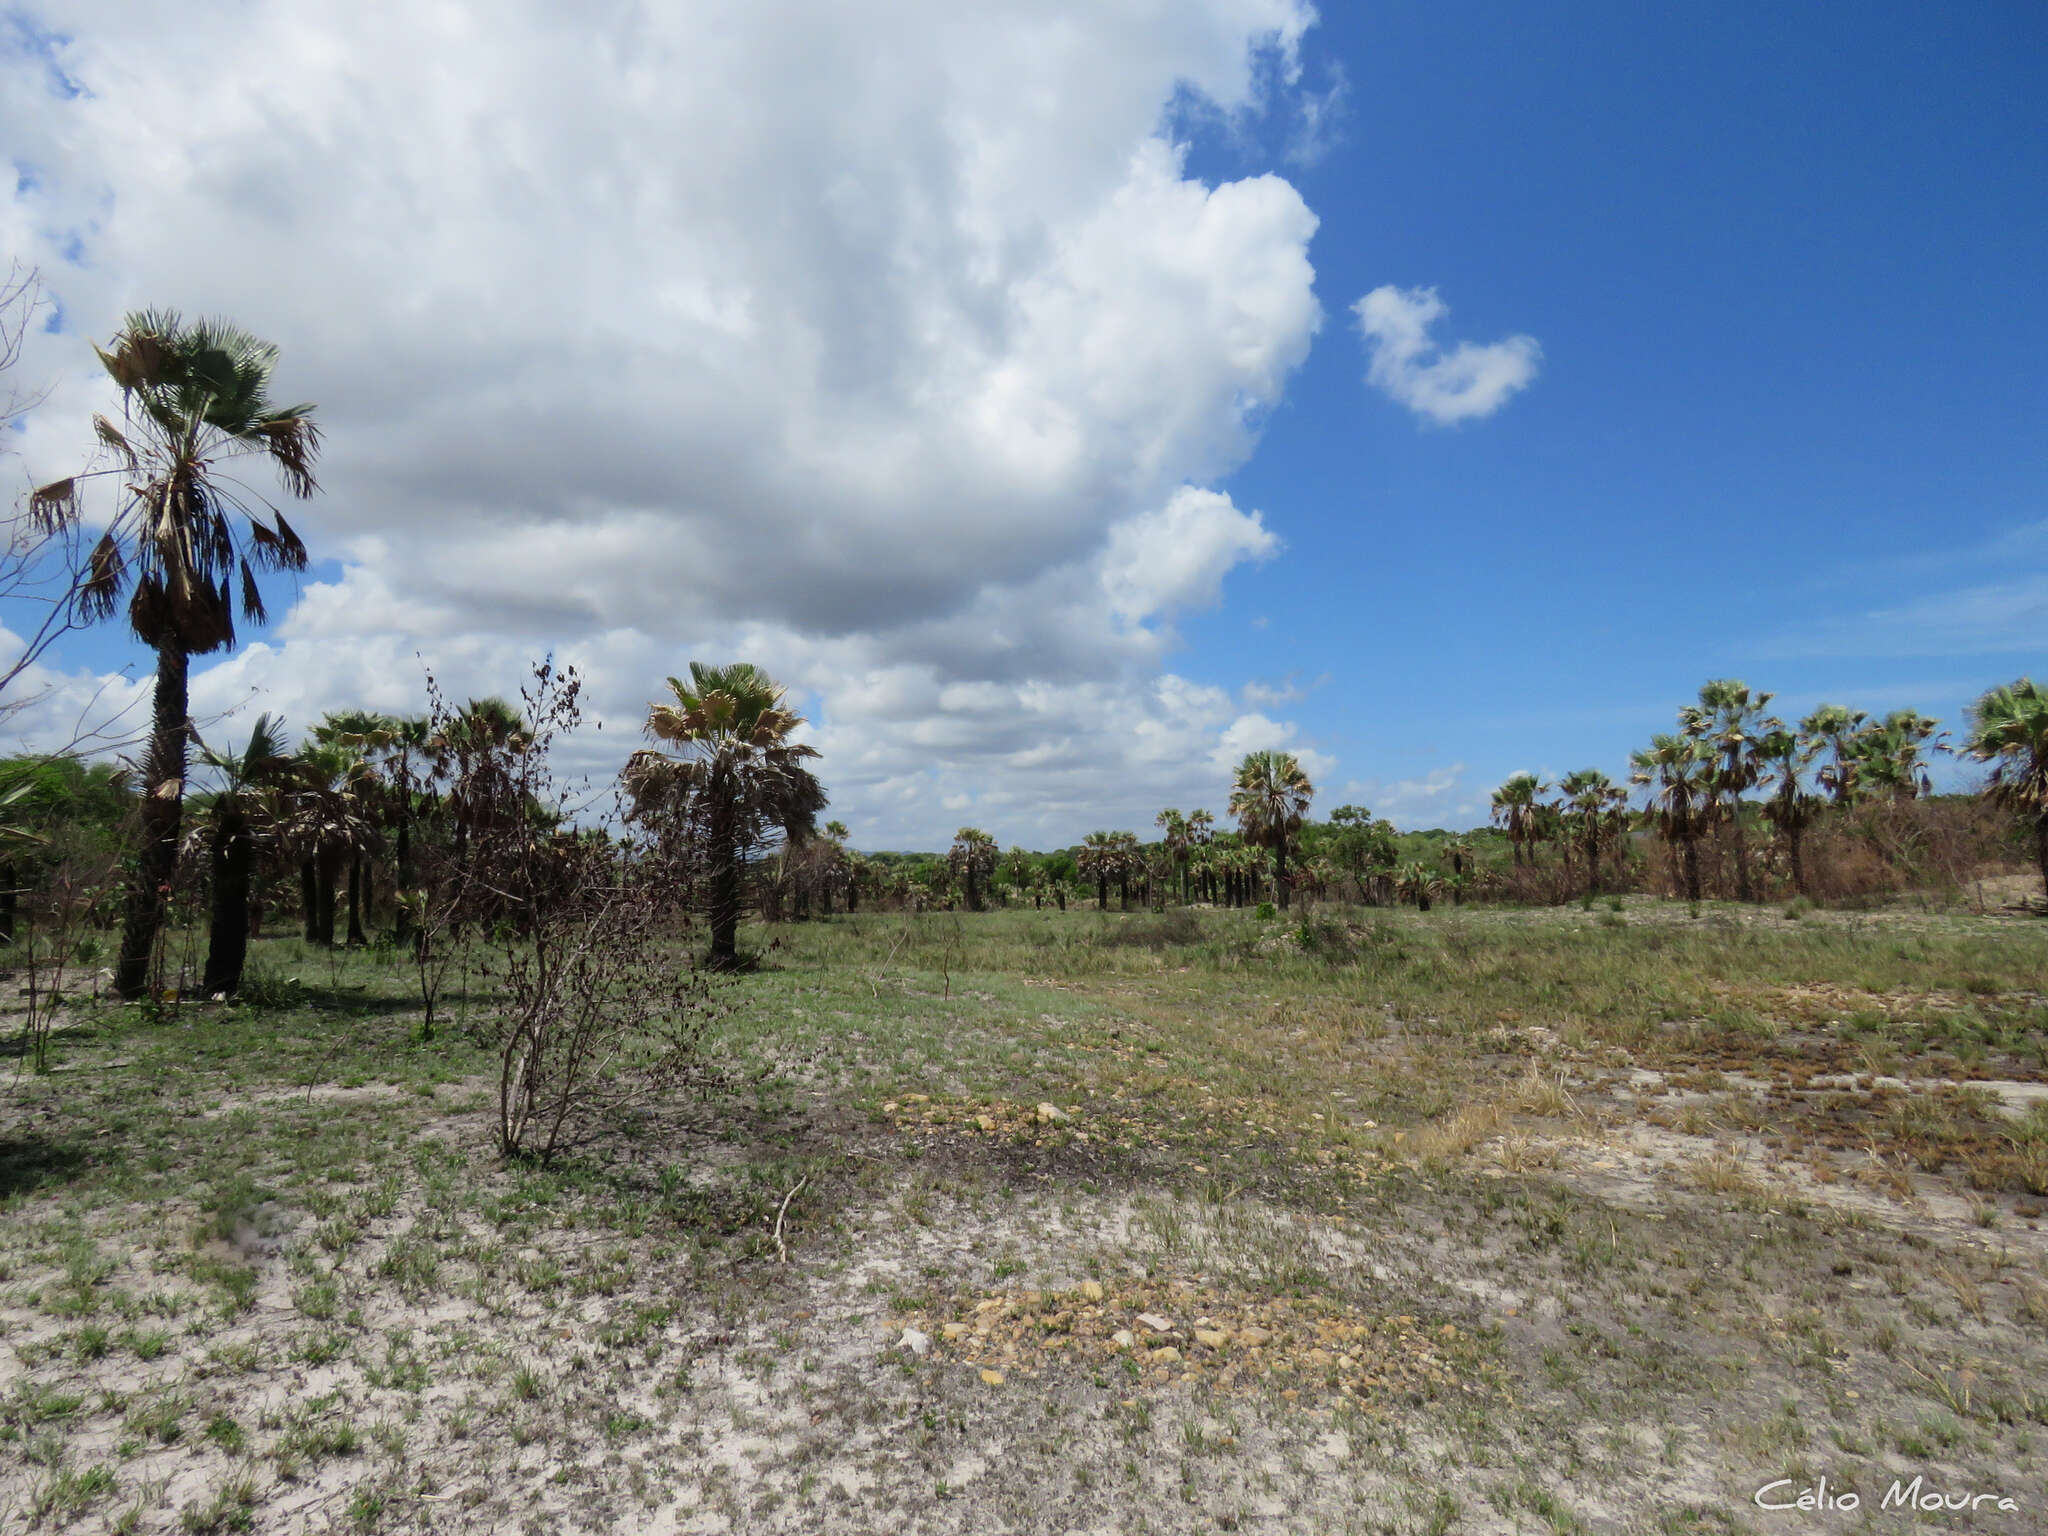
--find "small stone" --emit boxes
[1194,1329,1230,1349]
[1136,1312,1174,1332]
[1150,1346,1181,1364]
[941,1323,969,1341]
[1237,1327,1272,1347]
[980,1369,1005,1386]
[1111,1329,1136,1349]
[1305,1348,1334,1368]
[905,1093,929,1103]
[1036,1102,1067,1123]
[976,1114,997,1133]
[1077,1280,1105,1302]
[898,1328,930,1357]
[881,1101,899,1114]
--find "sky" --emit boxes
[2,1,2044,846]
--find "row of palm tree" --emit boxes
[1493,678,2047,904]
[20,312,2048,979]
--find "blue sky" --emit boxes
[1174,1,2048,820]
[3,3,2043,841]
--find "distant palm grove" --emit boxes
[4,311,2048,1002]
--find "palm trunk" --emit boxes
[0,859,15,946]
[706,780,742,969]
[1681,831,1703,902]
[201,811,253,996]
[1584,828,1600,898]
[346,856,367,947]
[393,804,414,943]
[1274,844,1289,910]
[301,859,320,941]
[316,847,341,946]
[2035,815,2048,909]
[1096,874,1108,910]
[1729,800,1753,902]
[115,648,190,1000]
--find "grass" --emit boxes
[2,897,2046,1531]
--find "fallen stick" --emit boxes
[773,1175,809,1263]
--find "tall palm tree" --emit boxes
[1077,832,1116,909]
[1757,722,1820,897]
[287,740,376,947]
[1682,679,1772,902]
[1801,704,1868,806]
[1630,733,1715,901]
[194,714,293,995]
[1964,678,2048,902]
[1852,709,1944,800]
[1108,830,1143,910]
[1187,809,1216,902]
[33,311,320,998]
[1155,809,1191,904]
[314,709,396,945]
[379,715,432,943]
[1490,773,1547,867]
[625,662,826,970]
[1556,769,1626,899]
[948,827,998,912]
[1229,749,1314,910]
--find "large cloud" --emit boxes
[2,1,1333,846]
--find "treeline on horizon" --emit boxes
[5,311,2048,1008]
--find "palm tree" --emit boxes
[1490,773,1547,867]
[1105,830,1141,910]
[379,716,432,944]
[1757,723,1821,897]
[287,740,377,946]
[1155,809,1191,904]
[1556,769,1626,899]
[1682,680,1772,902]
[1076,832,1117,909]
[1187,809,1216,902]
[625,663,826,970]
[1229,749,1314,910]
[1440,837,1473,904]
[1630,733,1716,901]
[314,709,396,945]
[1852,709,1944,800]
[948,827,998,912]
[1964,678,2048,902]
[194,714,293,995]
[1395,860,1442,912]
[33,311,320,998]
[1801,705,1868,806]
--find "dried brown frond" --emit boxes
[240,560,267,624]
[272,510,309,567]
[79,532,125,622]
[92,413,137,469]
[257,414,321,499]
[29,477,78,532]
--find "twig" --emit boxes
[772,1175,809,1263]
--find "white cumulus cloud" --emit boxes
[1353,284,1539,425]
[2,1,1335,846]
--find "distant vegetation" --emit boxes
[4,308,2046,1015]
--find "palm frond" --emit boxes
[29,477,78,532]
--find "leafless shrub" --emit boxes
[452,661,725,1161]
